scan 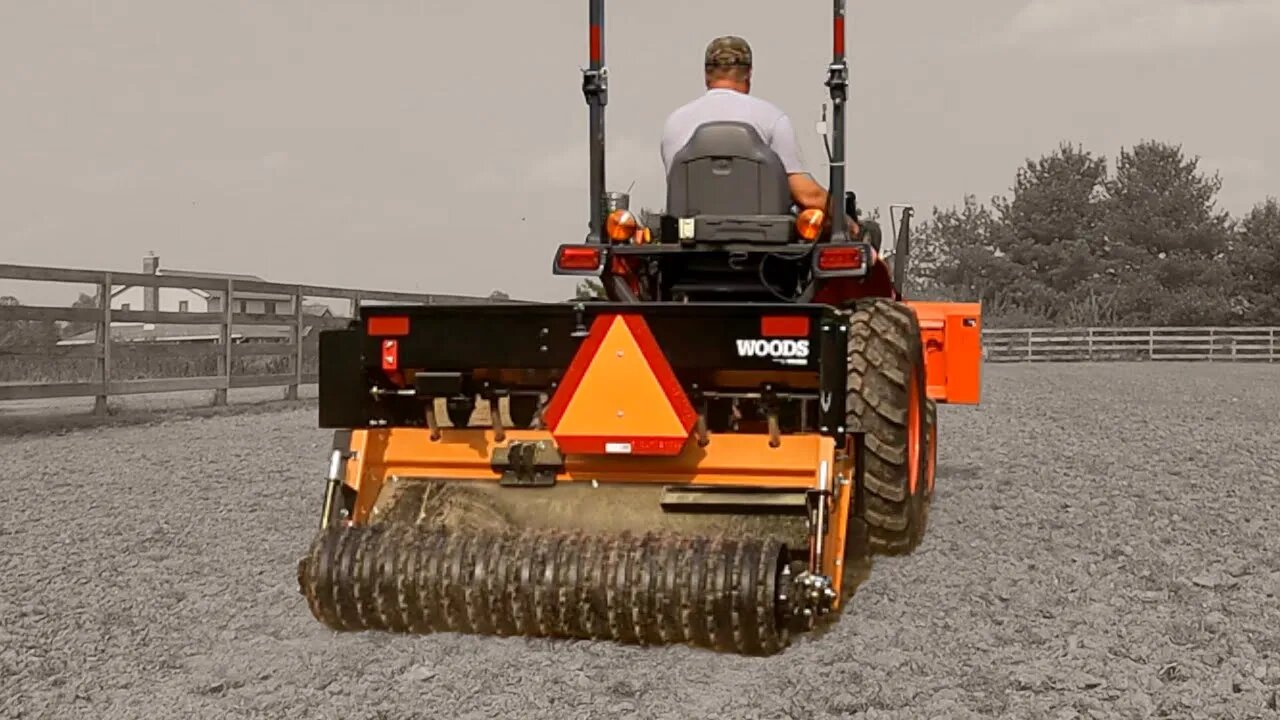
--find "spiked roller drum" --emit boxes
[296,522,808,656]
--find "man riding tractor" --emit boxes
[645,35,895,304]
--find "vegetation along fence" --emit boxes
[983,326,1280,363]
[0,261,496,414]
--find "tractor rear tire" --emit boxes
[846,299,930,556]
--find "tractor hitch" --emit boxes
[492,440,564,488]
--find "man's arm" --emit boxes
[772,114,834,210]
[787,173,829,211]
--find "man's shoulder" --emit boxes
[738,92,787,116]
[668,90,788,124]
[664,93,711,123]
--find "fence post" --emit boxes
[1271,329,1276,363]
[1087,328,1094,361]
[287,285,303,401]
[1026,330,1032,360]
[214,278,233,406]
[93,272,112,415]
[1209,327,1216,362]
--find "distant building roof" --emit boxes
[158,268,266,282]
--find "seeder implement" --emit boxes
[298,303,870,654]
[294,0,983,656]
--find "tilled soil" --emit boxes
[2,363,1278,719]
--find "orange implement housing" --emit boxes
[906,300,983,405]
[337,427,857,600]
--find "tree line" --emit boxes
[906,140,1279,328]
[575,139,1276,328]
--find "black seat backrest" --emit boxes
[665,121,792,217]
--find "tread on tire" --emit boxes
[845,298,931,556]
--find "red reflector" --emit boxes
[761,315,810,338]
[368,315,409,336]
[818,246,863,271]
[380,339,398,371]
[559,246,602,270]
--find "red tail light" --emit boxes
[817,246,864,271]
[554,244,605,274]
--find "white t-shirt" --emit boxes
[660,88,806,177]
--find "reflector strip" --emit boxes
[380,340,398,371]
[368,315,409,337]
[761,315,810,338]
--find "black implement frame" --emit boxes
[318,301,849,444]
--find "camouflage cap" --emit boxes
[704,35,752,68]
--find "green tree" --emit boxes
[574,278,606,300]
[0,296,59,348]
[1225,197,1280,323]
[911,195,1040,323]
[61,291,100,338]
[993,142,1110,295]
[1099,140,1235,324]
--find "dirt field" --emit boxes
[3,363,1278,719]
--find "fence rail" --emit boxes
[0,261,496,413]
[983,326,1280,363]
[5,259,1278,416]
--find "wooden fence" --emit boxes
[0,262,495,413]
[983,326,1280,363]
[5,259,1277,417]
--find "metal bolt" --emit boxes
[617,410,624,417]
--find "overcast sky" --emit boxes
[2,0,1278,305]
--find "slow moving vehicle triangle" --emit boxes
[545,314,697,456]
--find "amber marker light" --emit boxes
[796,208,826,241]
[606,209,639,243]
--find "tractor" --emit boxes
[295,0,982,655]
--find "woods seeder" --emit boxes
[296,0,982,655]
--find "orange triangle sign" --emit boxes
[544,314,696,456]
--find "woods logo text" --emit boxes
[735,338,810,366]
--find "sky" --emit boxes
[2,0,1278,305]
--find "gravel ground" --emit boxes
[3,362,1279,719]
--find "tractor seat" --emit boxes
[665,121,793,219]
